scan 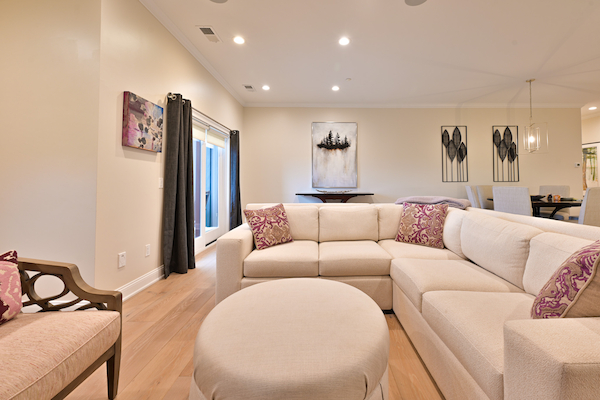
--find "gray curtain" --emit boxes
[162,94,195,278]
[229,130,242,229]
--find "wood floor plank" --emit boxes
[67,245,444,400]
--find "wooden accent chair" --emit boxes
[4,259,123,400]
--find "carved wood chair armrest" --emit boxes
[18,258,122,314]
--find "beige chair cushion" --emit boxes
[0,311,120,400]
[422,291,534,400]
[376,204,403,240]
[461,212,543,289]
[391,258,523,312]
[282,205,319,241]
[523,232,594,296]
[193,278,389,400]
[319,206,378,242]
[244,240,319,277]
[442,208,467,259]
[319,241,392,276]
[379,239,463,261]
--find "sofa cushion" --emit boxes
[391,258,523,312]
[319,241,391,276]
[379,239,463,261]
[422,291,534,400]
[531,240,600,319]
[244,241,319,278]
[376,204,403,240]
[0,250,21,325]
[461,212,543,289]
[0,310,120,400]
[283,206,319,241]
[396,203,448,249]
[244,204,293,250]
[443,208,467,259]
[523,233,594,296]
[319,206,378,242]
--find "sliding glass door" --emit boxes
[192,118,230,252]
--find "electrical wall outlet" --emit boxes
[158,178,164,189]
[145,244,151,257]
[118,252,126,269]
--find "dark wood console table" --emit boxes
[296,192,374,203]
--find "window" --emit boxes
[191,112,230,251]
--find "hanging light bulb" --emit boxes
[523,79,548,153]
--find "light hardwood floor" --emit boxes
[67,245,444,400]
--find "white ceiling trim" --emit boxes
[139,0,246,107]
[243,102,584,109]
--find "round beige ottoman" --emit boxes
[189,278,389,400]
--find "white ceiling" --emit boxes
[141,0,600,117]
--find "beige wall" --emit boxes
[242,107,582,206]
[582,115,600,144]
[0,0,101,285]
[94,0,243,290]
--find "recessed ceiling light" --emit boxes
[210,0,228,3]
[262,85,270,91]
[233,36,245,44]
[590,106,598,111]
[405,0,427,5]
[332,86,340,91]
[339,37,350,46]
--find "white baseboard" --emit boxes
[117,265,165,302]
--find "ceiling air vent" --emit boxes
[198,26,221,43]
[243,85,256,92]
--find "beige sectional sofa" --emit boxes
[216,203,600,400]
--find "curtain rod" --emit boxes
[167,92,232,133]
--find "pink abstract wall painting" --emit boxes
[122,91,163,152]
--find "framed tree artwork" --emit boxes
[312,122,357,188]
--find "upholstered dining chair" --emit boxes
[476,185,494,209]
[465,186,480,208]
[539,185,570,220]
[492,186,532,216]
[579,187,600,227]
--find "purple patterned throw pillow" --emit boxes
[0,250,22,325]
[244,204,293,250]
[396,203,448,249]
[531,240,600,319]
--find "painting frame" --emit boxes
[312,122,358,188]
[583,142,600,193]
[492,125,519,182]
[122,91,164,153]
[441,126,468,182]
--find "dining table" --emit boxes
[487,196,583,218]
[531,198,582,218]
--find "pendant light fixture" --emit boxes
[523,79,548,153]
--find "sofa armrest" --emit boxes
[216,223,254,304]
[18,258,122,313]
[504,318,600,400]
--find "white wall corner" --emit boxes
[117,265,165,302]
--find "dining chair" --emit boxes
[465,186,480,208]
[539,185,570,220]
[579,187,600,227]
[492,186,532,216]
[476,185,494,209]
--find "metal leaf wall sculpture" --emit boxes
[441,126,468,182]
[493,126,519,182]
